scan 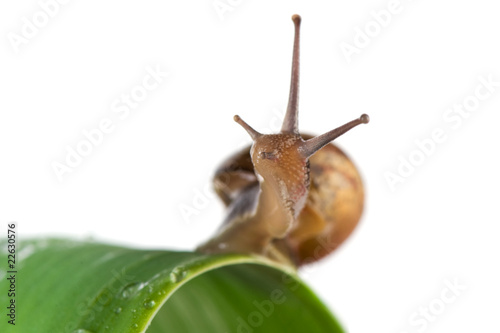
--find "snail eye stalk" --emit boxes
[301,114,369,158]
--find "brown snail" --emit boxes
[197,14,369,267]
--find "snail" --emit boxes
[197,14,369,267]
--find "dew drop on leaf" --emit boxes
[169,266,187,283]
[143,299,156,309]
[119,282,145,299]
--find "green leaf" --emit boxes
[1,239,344,333]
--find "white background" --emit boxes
[1,0,499,332]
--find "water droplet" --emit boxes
[131,308,137,313]
[143,299,156,309]
[169,267,187,283]
[132,323,139,328]
[72,330,94,333]
[114,307,122,314]
[218,242,227,250]
[119,282,145,299]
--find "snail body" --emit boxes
[197,15,369,267]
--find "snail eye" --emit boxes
[260,152,277,160]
